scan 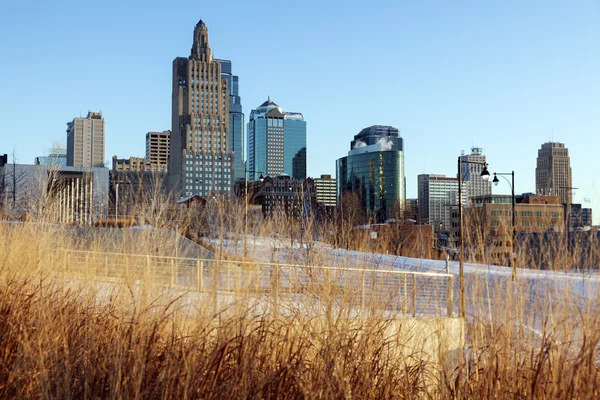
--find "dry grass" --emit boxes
[1,197,600,399]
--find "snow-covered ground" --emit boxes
[209,234,600,324]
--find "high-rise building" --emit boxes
[66,111,105,168]
[418,174,466,234]
[217,60,244,182]
[336,125,405,221]
[536,142,572,204]
[247,98,306,181]
[145,131,170,171]
[168,20,234,197]
[314,174,337,208]
[459,147,491,203]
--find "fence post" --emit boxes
[403,275,408,313]
[170,259,175,288]
[145,255,150,287]
[446,275,454,317]
[197,260,203,292]
[361,270,366,310]
[212,261,218,315]
[63,250,67,283]
[411,274,417,317]
[274,262,280,319]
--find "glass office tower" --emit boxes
[218,59,244,183]
[336,125,405,221]
[247,98,306,180]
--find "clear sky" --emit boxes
[1,1,599,222]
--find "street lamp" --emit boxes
[457,158,490,318]
[493,171,516,281]
[244,168,264,257]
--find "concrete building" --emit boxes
[247,98,306,181]
[0,163,108,222]
[112,156,150,172]
[168,20,234,198]
[458,194,564,262]
[336,125,405,221]
[243,174,315,219]
[418,174,466,234]
[314,174,337,208]
[66,111,105,168]
[218,60,245,182]
[459,147,491,203]
[145,131,170,171]
[536,142,572,204]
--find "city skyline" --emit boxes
[1,1,599,222]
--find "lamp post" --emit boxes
[493,171,516,281]
[458,158,490,318]
[244,168,264,257]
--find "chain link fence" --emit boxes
[46,249,455,317]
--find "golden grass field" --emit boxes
[1,197,600,399]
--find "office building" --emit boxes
[35,144,67,167]
[168,20,234,198]
[245,174,315,218]
[418,174,466,234]
[66,111,105,168]
[145,131,170,171]
[314,174,337,208]
[112,156,149,172]
[337,125,405,221]
[536,142,572,204]
[218,60,244,182]
[404,198,418,221]
[457,194,564,261]
[247,98,306,181]
[459,147,491,203]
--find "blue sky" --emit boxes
[1,1,599,221]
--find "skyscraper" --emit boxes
[168,20,233,197]
[217,60,244,182]
[145,131,170,171]
[536,142,572,204]
[459,147,491,203]
[66,111,105,168]
[418,174,466,234]
[336,125,405,220]
[247,98,306,180]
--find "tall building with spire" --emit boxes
[536,142,572,204]
[168,20,234,197]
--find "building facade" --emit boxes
[337,125,405,221]
[168,20,234,198]
[217,60,244,182]
[35,145,67,167]
[247,98,306,181]
[112,156,150,172]
[536,142,572,204]
[0,163,108,222]
[314,174,337,208]
[66,111,105,168]
[459,147,491,203]
[145,131,170,171]
[456,194,564,262]
[418,174,466,234]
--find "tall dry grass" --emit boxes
[1,192,600,398]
